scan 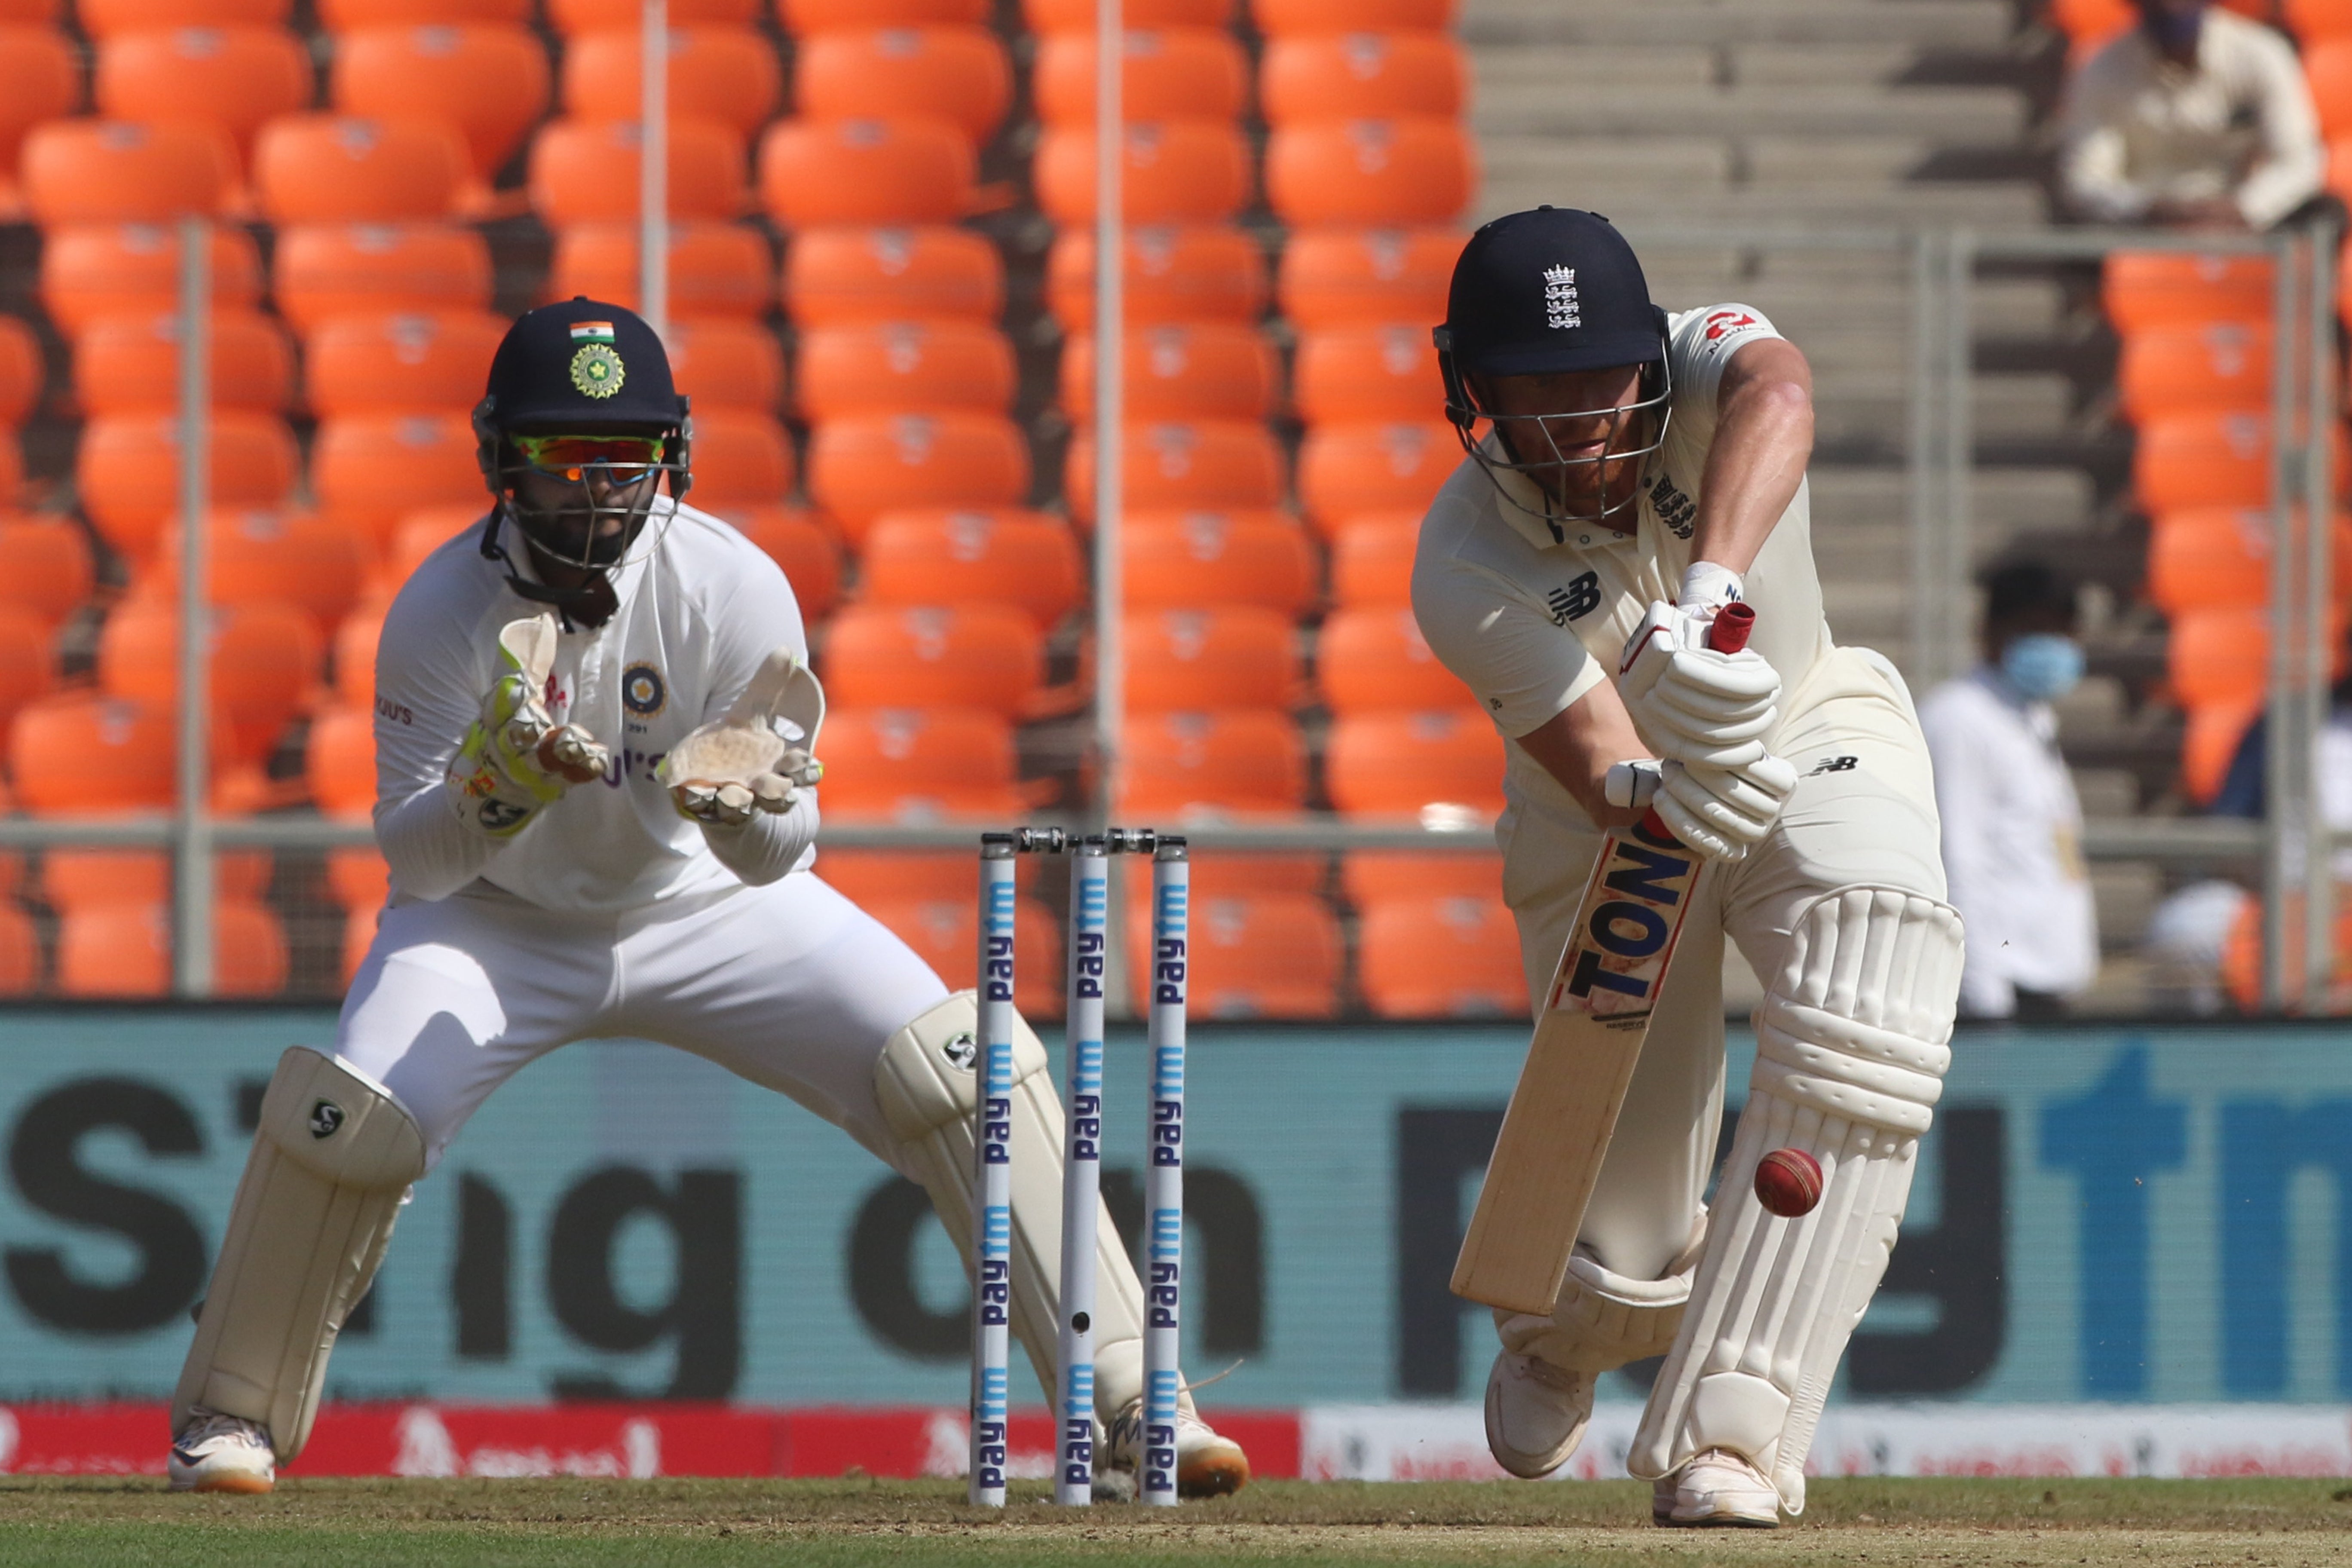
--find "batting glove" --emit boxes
[1651,751,1798,863]
[447,614,609,837]
[1618,594,1781,768]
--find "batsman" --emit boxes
[162,300,1250,1497]
[1412,208,1963,1525]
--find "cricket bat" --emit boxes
[1450,602,1755,1316]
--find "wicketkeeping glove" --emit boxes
[657,646,826,828]
[1618,596,1781,767]
[446,614,610,837]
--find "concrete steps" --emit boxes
[1461,1,2017,50]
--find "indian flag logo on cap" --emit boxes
[570,322,617,343]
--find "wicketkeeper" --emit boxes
[165,300,1250,1497]
[1412,209,1963,1525]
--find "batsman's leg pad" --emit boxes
[1628,887,1961,1514]
[872,991,1164,1421]
[172,1047,426,1463]
[1496,1248,1697,1376]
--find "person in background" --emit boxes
[2058,0,2329,231]
[1920,561,2101,1020]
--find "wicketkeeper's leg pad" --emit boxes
[172,1047,426,1463]
[1628,887,1962,1514]
[872,990,1169,1422]
[1495,1244,1697,1376]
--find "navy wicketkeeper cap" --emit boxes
[481,297,686,430]
[1439,207,1665,376]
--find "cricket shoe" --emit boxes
[1103,1400,1251,1497]
[1482,1351,1593,1478]
[1654,1448,1780,1527]
[168,1407,276,1494]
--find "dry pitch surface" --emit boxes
[0,1477,2347,1566]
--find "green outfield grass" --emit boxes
[0,1477,2347,1567]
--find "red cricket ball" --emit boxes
[1754,1148,1824,1217]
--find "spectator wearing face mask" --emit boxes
[1919,562,2101,1020]
[2058,0,2329,232]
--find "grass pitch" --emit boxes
[0,1476,2347,1567]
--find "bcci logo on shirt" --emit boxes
[1543,264,1580,330]
[622,663,666,717]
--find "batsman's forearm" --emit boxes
[374,784,500,902]
[1690,355,1813,577]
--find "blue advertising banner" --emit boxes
[0,1010,2344,1412]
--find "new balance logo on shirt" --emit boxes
[1547,573,1602,625]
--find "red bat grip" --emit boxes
[1634,600,1756,837]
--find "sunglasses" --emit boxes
[511,433,666,481]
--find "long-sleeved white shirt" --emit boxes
[2058,10,2326,229]
[1918,666,2099,1017]
[372,498,819,910]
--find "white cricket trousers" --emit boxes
[338,871,950,1171]
[1502,646,1949,1282]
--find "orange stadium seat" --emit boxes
[254,116,468,224]
[2310,40,2352,141]
[1065,421,1285,523]
[21,119,234,223]
[1035,122,1253,225]
[812,850,971,905]
[2168,604,2349,708]
[42,224,263,334]
[720,504,842,618]
[72,309,294,416]
[563,26,780,140]
[0,518,95,634]
[321,0,532,24]
[1329,511,1419,606]
[333,602,386,705]
[784,225,1004,325]
[1319,606,1472,713]
[1179,854,1327,897]
[1261,33,1468,126]
[1359,894,1527,1018]
[0,899,36,996]
[1265,119,1475,227]
[9,695,175,812]
[788,0,991,26]
[331,24,553,183]
[0,316,32,428]
[1032,29,1248,126]
[143,510,368,639]
[1120,709,1307,815]
[305,701,375,818]
[1253,0,1455,33]
[1121,508,1317,614]
[0,27,80,185]
[552,0,761,26]
[304,312,506,417]
[311,412,481,544]
[806,412,1030,543]
[1294,324,1444,422]
[531,117,747,224]
[816,707,1025,820]
[796,28,1011,143]
[1124,606,1298,712]
[865,893,1064,1018]
[1298,420,1460,532]
[360,508,471,606]
[1046,225,1268,328]
[1280,227,1460,330]
[664,317,785,410]
[2049,0,2133,40]
[824,603,1044,720]
[1341,848,1502,903]
[681,408,795,505]
[2183,698,2262,805]
[326,845,387,912]
[77,0,288,34]
[98,596,319,764]
[1060,324,1278,423]
[858,508,1083,631]
[55,898,288,998]
[77,412,299,561]
[759,119,976,227]
[0,605,51,740]
[2134,412,2352,512]
[1129,889,1338,1019]
[1028,0,1230,29]
[2294,0,2352,41]
[272,224,494,332]
[2103,251,2274,332]
[1325,708,1500,817]
[35,851,270,916]
[2117,322,2274,420]
[0,432,28,509]
[94,25,311,171]
[795,320,1016,419]
[549,221,774,319]
[2147,506,2352,615]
